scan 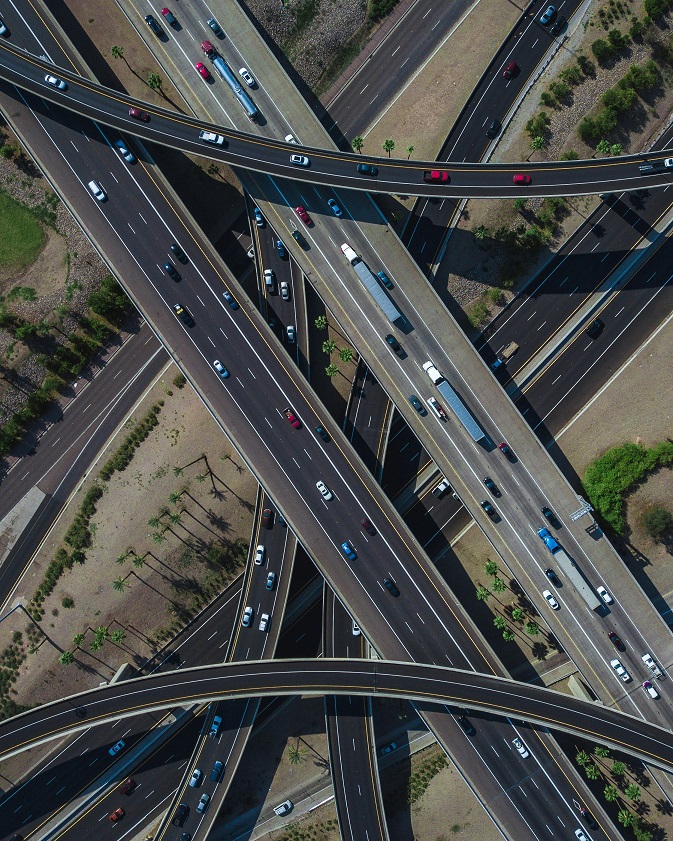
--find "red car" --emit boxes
[161,7,177,26]
[423,170,449,182]
[128,107,150,122]
[195,62,210,79]
[512,173,532,185]
[295,206,312,225]
[503,60,518,79]
[608,631,623,649]
[120,778,136,795]
[283,407,301,428]
[109,808,125,822]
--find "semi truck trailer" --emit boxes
[537,528,601,610]
[341,244,403,325]
[422,361,485,442]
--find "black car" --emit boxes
[173,303,195,327]
[486,119,501,139]
[292,229,307,248]
[171,243,188,263]
[357,163,378,176]
[144,15,164,37]
[483,477,501,497]
[385,333,402,353]
[481,500,497,519]
[457,715,475,736]
[579,808,598,830]
[174,803,189,825]
[550,14,566,34]
[545,568,560,586]
[409,395,427,415]
[316,425,330,442]
[163,262,181,281]
[383,578,400,597]
[586,318,604,339]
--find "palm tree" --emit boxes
[625,784,641,802]
[72,633,85,648]
[152,531,167,544]
[484,560,499,576]
[59,651,74,665]
[594,745,610,758]
[604,784,620,802]
[131,554,145,568]
[585,763,600,780]
[382,139,395,157]
[196,474,206,483]
[147,72,163,94]
[169,491,183,505]
[115,552,127,565]
[502,628,515,642]
[511,607,524,622]
[474,225,488,240]
[617,809,634,827]
[89,638,104,652]
[491,577,506,594]
[475,586,490,603]
[173,466,184,477]
[339,348,354,363]
[110,630,126,644]
[95,626,109,640]
[525,621,540,636]
[111,45,124,61]
[112,577,129,592]
[351,136,364,154]
[325,363,339,378]
[576,750,590,767]
[287,741,307,765]
[314,315,328,330]
[322,339,336,355]
[493,616,507,630]
[148,514,162,529]
[169,512,182,526]
[611,760,626,776]
[406,145,414,159]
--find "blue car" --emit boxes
[213,360,230,379]
[327,198,343,218]
[253,207,264,227]
[222,290,239,309]
[341,541,356,560]
[276,240,287,258]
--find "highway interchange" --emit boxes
[0,0,673,840]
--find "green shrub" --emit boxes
[368,0,400,20]
[577,54,596,75]
[549,81,571,100]
[641,507,673,540]
[592,38,611,62]
[62,597,74,609]
[525,112,550,139]
[602,85,636,111]
[583,441,673,533]
[644,0,671,19]
[173,373,186,389]
[608,28,628,51]
[467,299,490,327]
[540,91,557,108]
[559,66,583,86]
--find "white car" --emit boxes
[199,130,225,145]
[280,281,290,301]
[259,612,270,632]
[316,480,333,501]
[643,680,659,698]
[352,620,361,636]
[189,769,202,787]
[285,134,297,144]
[87,180,106,202]
[254,544,265,565]
[610,658,631,682]
[575,831,589,841]
[286,325,296,342]
[241,606,253,627]
[239,67,255,86]
[0,18,7,36]
[196,793,209,813]
[45,74,67,90]
[273,799,293,816]
[290,154,310,167]
[512,737,529,758]
[542,589,559,610]
[597,584,613,604]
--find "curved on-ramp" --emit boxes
[0,40,671,199]
[2,658,673,772]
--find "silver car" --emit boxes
[290,154,310,167]
[241,606,253,627]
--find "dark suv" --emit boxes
[383,578,400,596]
[144,15,164,36]
[385,334,402,354]
[545,568,560,586]
[357,163,378,176]
[174,803,189,825]
[486,119,501,138]
[173,304,195,327]
[292,229,307,248]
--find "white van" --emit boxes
[87,180,106,201]
[643,680,659,699]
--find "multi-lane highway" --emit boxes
[2,39,673,197]
[2,659,673,778]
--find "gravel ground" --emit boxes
[241,0,368,89]
[0,146,109,426]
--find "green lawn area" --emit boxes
[0,189,44,272]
